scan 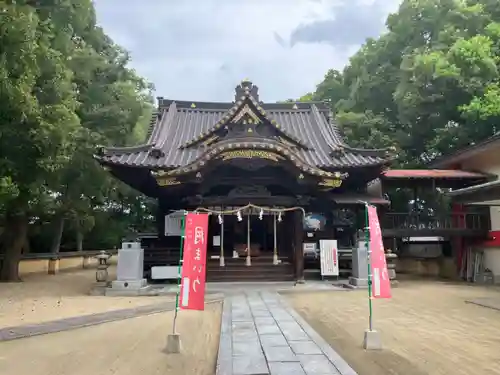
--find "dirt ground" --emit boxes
[0,302,222,375]
[0,266,170,327]
[286,280,500,375]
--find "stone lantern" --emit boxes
[95,250,112,285]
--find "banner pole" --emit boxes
[172,213,185,334]
[365,204,373,331]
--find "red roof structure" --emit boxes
[382,169,487,179]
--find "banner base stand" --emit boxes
[363,329,382,350]
[165,333,182,354]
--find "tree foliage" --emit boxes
[304,0,500,167]
[0,0,155,280]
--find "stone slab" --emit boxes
[289,341,323,355]
[263,346,298,362]
[233,341,262,356]
[216,299,233,375]
[0,299,203,342]
[255,317,276,325]
[233,329,259,341]
[278,322,310,341]
[297,354,340,374]
[279,296,358,375]
[268,362,306,375]
[216,292,358,375]
[233,321,256,331]
[466,297,500,312]
[259,334,289,348]
[257,324,282,335]
[233,356,269,375]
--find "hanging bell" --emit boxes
[277,212,282,222]
[236,210,243,222]
[218,214,223,224]
[259,208,264,220]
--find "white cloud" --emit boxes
[94,0,401,102]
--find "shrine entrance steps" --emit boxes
[207,256,295,282]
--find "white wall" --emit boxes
[460,147,500,278]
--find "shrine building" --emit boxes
[97,80,491,282]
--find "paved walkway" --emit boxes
[217,292,357,375]
[0,295,223,342]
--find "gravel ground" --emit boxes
[0,303,222,375]
[286,280,500,375]
[0,266,170,327]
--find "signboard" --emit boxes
[303,242,317,254]
[367,205,391,299]
[319,239,339,276]
[304,213,327,231]
[179,213,209,311]
[213,235,221,247]
[164,210,184,236]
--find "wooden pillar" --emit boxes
[293,210,305,283]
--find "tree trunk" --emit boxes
[22,236,31,254]
[50,214,65,254]
[76,227,83,251]
[0,213,28,282]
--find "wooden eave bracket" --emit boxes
[163,141,349,181]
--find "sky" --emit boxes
[94,0,401,102]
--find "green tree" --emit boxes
[303,0,500,166]
[0,2,80,280]
[0,0,154,280]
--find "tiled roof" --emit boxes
[99,81,389,170]
[429,132,500,168]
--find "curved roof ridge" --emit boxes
[310,104,343,152]
[152,101,177,150]
[163,138,345,178]
[179,92,308,149]
[145,110,159,142]
[99,143,153,156]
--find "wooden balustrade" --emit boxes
[381,212,489,236]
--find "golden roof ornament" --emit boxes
[190,103,196,108]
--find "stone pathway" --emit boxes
[217,292,357,375]
[0,294,223,342]
[465,297,500,312]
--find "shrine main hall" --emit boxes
[97,80,489,282]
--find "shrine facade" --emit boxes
[97,80,491,282]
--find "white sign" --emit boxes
[320,239,339,276]
[164,211,184,236]
[303,242,317,253]
[213,235,221,246]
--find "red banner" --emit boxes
[179,213,209,311]
[367,205,392,299]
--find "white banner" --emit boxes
[164,211,184,236]
[319,239,339,277]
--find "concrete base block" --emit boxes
[111,279,147,289]
[105,279,153,296]
[105,285,153,296]
[363,329,382,350]
[164,334,181,354]
[349,277,368,287]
